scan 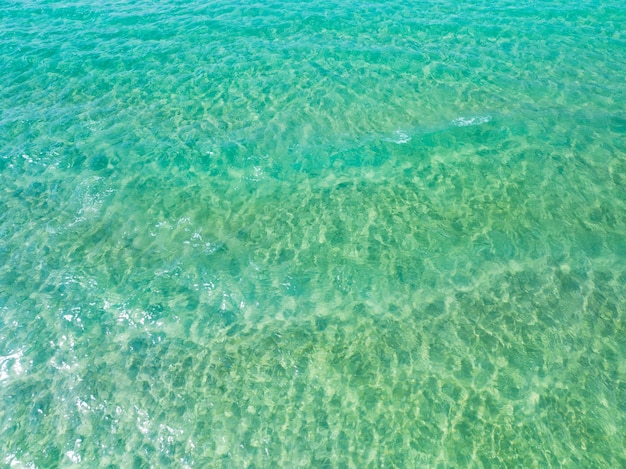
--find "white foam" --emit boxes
[452,115,491,127]
[383,130,411,144]
[0,350,24,381]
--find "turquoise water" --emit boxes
[1,0,626,466]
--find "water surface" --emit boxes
[1,0,626,466]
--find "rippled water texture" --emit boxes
[1,0,626,466]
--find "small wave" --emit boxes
[382,130,411,144]
[451,115,491,127]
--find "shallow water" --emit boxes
[1,0,626,466]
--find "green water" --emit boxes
[1,0,626,466]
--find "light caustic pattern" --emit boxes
[0,0,626,466]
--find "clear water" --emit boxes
[1,0,626,466]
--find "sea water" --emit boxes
[1,0,625,466]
